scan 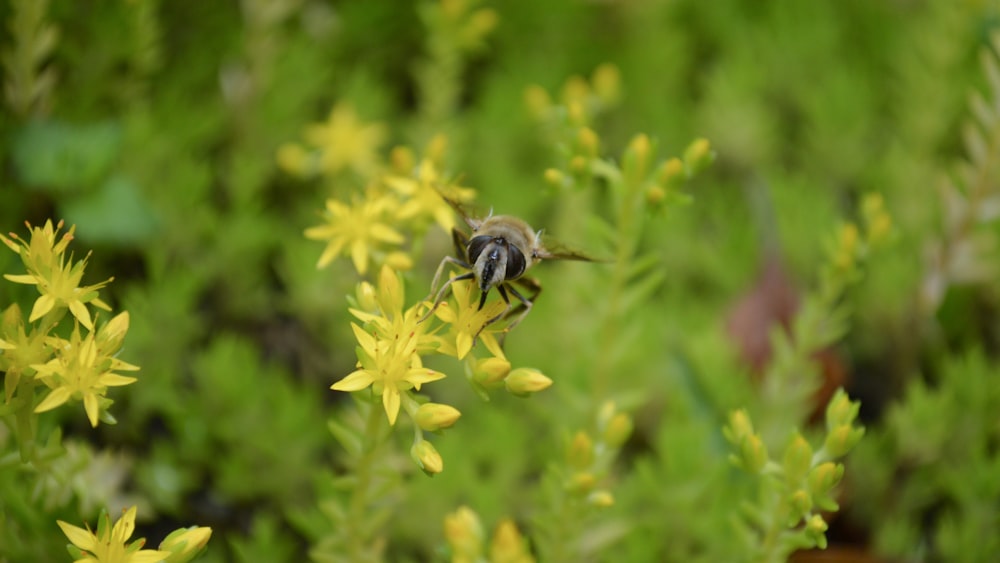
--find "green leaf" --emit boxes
[11,120,122,192]
[61,175,158,245]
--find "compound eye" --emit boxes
[467,235,492,263]
[505,244,526,279]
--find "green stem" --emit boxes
[346,401,386,560]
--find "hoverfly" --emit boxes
[421,194,596,336]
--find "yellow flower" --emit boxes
[305,194,405,274]
[57,506,170,563]
[348,266,441,354]
[304,102,386,177]
[1,220,112,331]
[334,267,445,425]
[0,303,52,401]
[434,277,507,360]
[32,313,139,427]
[384,159,476,233]
[332,323,445,425]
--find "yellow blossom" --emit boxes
[490,519,535,563]
[32,313,139,427]
[434,277,507,359]
[383,158,476,233]
[1,220,112,331]
[305,194,404,274]
[303,102,386,177]
[57,506,170,563]
[334,267,446,425]
[444,506,484,562]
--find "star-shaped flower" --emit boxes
[434,277,507,360]
[305,194,405,275]
[57,506,170,563]
[32,312,139,427]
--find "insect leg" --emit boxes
[475,284,513,338]
[419,269,475,323]
[503,277,542,332]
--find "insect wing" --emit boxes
[535,234,601,262]
[436,187,484,231]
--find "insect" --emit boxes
[421,194,595,336]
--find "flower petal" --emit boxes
[331,369,375,391]
[84,393,100,427]
[69,301,94,331]
[34,387,72,413]
[57,521,97,551]
[29,294,56,322]
[99,373,138,387]
[3,274,38,285]
[350,323,378,356]
[382,386,400,425]
[406,368,446,388]
[350,239,369,275]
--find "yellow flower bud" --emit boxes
[808,462,843,497]
[588,489,615,508]
[276,143,310,176]
[783,432,813,482]
[824,388,860,430]
[468,8,499,37]
[159,526,212,563]
[567,431,594,469]
[569,155,589,176]
[355,281,377,312]
[416,403,462,432]
[646,185,666,208]
[577,127,599,158]
[591,63,621,105]
[389,146,415,175]
[682,137,713,174]
[562,75,590,106]
[444,506,484,559]
[566,471,596,493]
[658,157,685,187]
[725,409,755,444]
[543,168,566,188]
[624,134,652,184]
[474,356,511,384]
[602,413,633,448]
[567,101,587,126]
[490,519,530,562]
[790,489,812,518]
[505,367,553,396]
[824,423,864,458]
[411,440,444,475]
[523,85,551,120]
[805,514,829,549]
[834,223,859,270]
[741,434,769,474]
[426,134,449,168]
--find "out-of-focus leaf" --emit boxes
[11,120,122,192]
[62,175,158,245]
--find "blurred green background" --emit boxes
[2,0,1000,561]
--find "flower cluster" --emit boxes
[1,220,138,429]
[444,506,534,563]
[724,389,865,556]
[299,132,474,276]
[330,266,553,474]
[58,505,211,563]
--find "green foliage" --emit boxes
[2,0,1000,561]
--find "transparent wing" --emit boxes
[535,234,603,262]
[435,186,484,231]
